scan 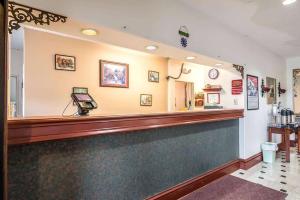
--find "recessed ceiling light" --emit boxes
[215,63,223,67]
[186,56,196,60]
[282,0,297,5]
[145,45,158,51]
[81,28,98,36]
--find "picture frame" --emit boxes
[247,74,259,110]
[266,77,277,105]
[207,93,220,104]
[140,94,152,106]
[55,54,76,71]
[100,60,129,88]
[148,70,159,83]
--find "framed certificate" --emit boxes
[207,93,220,104]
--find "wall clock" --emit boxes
[208,68,219,80]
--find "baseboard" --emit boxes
[239,152,263,170]
[146,159,240,200]
[147,153,263,200]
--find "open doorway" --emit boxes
[9,27,24,117]
[175,81,194,111]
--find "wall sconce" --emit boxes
[278,82,286,97]
[166,63,191,80]
[261,79,270,97]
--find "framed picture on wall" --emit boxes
[148,71,159,83]
[140,94,152,106]
[100,60,129,88]
[266,77,277,104]
[55,54,76,71]
[247,74,259,110]
[207,93,220,104]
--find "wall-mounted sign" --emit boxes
[178,26,190,48]
[247,75,259,110]
[232,79,243,95]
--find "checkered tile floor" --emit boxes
[232,147,300,200]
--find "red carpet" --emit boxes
[180,175,287,200]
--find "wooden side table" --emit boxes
[268,126,300,162]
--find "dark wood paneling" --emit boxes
[8,109,244,145]
[0,0,8,199]
[146,159,240,200]
[239,152,263,170]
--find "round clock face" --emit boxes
[208,68,219,79]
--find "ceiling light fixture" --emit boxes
[145,45,158,51]
[282,0,297,5]
[81,28,98,36]
[186,56,196,60]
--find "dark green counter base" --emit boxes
[8,120,239,200]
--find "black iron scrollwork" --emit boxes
[166,63,191,80]
[233,64,244,79]
[8,1,67,34]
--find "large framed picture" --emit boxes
[266,77,277,105]
[247,74,259,110]
[55,54,76,71]
[100,60,129,88]
[140,94,152,106]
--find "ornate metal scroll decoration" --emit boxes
[233,64,244,79]
[8,1,67,34]
[166,63,191,80]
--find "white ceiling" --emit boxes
[179,0,300,58]
[13,0,300,58]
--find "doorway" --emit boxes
[175,81,194,111]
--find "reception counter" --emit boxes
[8,109,244,200]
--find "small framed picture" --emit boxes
[207,93,220,104]
[266,77,277,105]
[100,60,129,88]
[55,54,76,71]
[148,71,159,83]
[140,94,152,106]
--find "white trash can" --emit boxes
[261,142,278,163]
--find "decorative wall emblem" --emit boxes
[179,26,189,48]
[8,1,67,34]
[233,64,245,79]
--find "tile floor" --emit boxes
[232,147,300,200]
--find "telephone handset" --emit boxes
[71,87,97,116]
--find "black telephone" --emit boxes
[71,87,97,116]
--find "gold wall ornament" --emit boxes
[8,1,67,34]
[233,64,244,79]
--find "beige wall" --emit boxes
[24,28,168,116]
[168,59,244,111]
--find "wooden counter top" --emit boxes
[8,109,244,145]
